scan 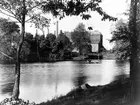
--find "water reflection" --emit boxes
[1,83,13,95]
[0,64,14,95]
[0,60,129,103]
[72,62,88,86]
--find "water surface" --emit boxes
[0,60,129,103]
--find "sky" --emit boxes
[25,0,130,50]
[0,0,130,50]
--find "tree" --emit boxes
[0,0,47,99]
[110,1,140,103]
[129,0,140,103]
[0,18,19,63]
[31,14,50,36]
[46,33,56,47]
[110,19,131,60]
[42,0,117,21]
[53,31,72,60]
[25,32,38,62]
[0,18,31,63]
[0,0,116,100]
[71,23,91,55]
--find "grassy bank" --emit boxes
[38,77,133,105]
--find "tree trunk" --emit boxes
[129,0,140,103]
[12,0,26,99]
[130,46,140,103]
[12,48,21,100]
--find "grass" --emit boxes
[38,77,133,105]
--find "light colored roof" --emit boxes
[90,30,102,44]
[90,35,101,44]
[92,30,102,35]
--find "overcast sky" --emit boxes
[25,0,130,50]
[0,0,130,50]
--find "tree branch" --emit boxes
[0,9,16,19]
[0,50,15,60]
[25,17,33,22]
[27,1,47,12]
[0,8,21,23]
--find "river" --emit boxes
[0,60,129,103]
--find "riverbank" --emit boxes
[0,51,117,64]
[1,77,133,105]
[38,77,132,105]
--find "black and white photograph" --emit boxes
[0,0,140,105]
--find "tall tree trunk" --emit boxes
[12,46,21,99]
[12,0,26,99]
[129,0,140,103]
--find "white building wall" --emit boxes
[91,44,99,52]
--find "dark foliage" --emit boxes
[42,0,117,21]
[71,23,91,55]
[110,20,131,60]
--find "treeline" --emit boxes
[110,19,130,60]
[26,31,73,62]
[0,19,92,63]
[0,31,74,63]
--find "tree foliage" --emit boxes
[0,0,117,99]
[0,0,48,99]
[51,31,72,60]
[110,19,131,60]
[31,14,51,35]
[0,18,19,62]
[0,18,31,63]
[42,0,117,21]
[71,23,91,55]
[47,33,56,47]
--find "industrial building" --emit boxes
[90,30,103,53]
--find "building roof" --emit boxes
[90,30,102,44]
[92,30,102,35]
[90,35,101,44]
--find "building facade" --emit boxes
[90,30,103,53]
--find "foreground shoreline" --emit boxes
[0,52,116,64]
[1,77,133,105]
[38,77,131,105]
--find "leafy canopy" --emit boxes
[0,18,30,61]
[0,0,47,23]
[42,0,117,21]
[110,19,131,60]
[71,23,91,55]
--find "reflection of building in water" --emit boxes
[55,69,58,95]
[72,64,88,86]
[90,30,103,53]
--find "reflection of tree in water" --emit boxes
[115,60,127,67]
[73,62,88,86]
[115,60,129,73]
[114,60,129,81]
[114,74,128,81]
[0,65,14,95]
[74,75,87,86]
[1,82,14,95]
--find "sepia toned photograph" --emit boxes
[0,0,140,105]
